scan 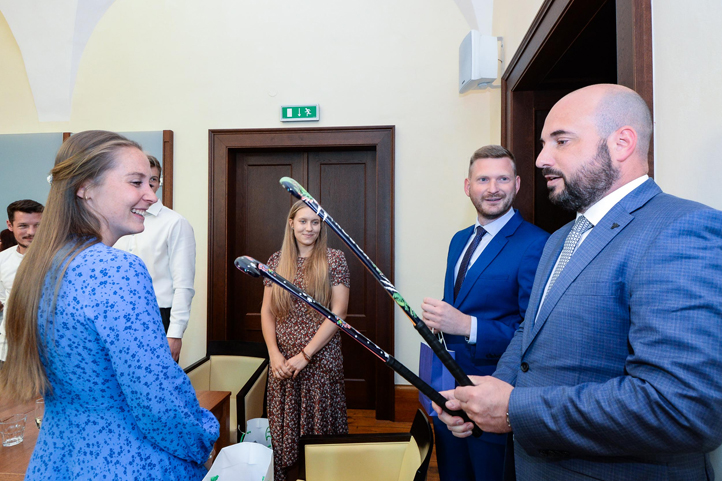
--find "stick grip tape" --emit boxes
[387,357,483,438]
[415,322,474,387]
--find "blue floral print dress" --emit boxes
[26,243,218,480]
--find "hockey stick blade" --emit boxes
[280,177,308,201]
[234,256,261,277]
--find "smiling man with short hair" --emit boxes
[0,199,44,365]
[421,146,548,481]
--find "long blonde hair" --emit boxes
[270,200,331,318]
[0,131,143,402]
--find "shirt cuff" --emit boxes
[467,316,477,344]
[165,288,194,338]
[166,324,185,339]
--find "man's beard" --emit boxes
[544,141,620,212]
[471,189,516,221]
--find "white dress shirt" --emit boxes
[454,208,516,344]
[114,201,196,339]
[537,175,649,311]
[0,245,24,361]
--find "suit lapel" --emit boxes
[454,212,523,307]
[520,229,566,349]
[523,179,662,353]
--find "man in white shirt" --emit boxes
[0,199,44,365]
[114,155,196,362]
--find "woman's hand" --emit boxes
[286,353,309,378]
[270,351,293,379]
[204,447,216,470]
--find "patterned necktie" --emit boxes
[454,226,486,300]
[546,215,593,292]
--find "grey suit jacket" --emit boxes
[494,179,722,480]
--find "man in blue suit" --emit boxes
[421,145,548,480]
[435,84,722,480]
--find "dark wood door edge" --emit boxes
[501,0,654,188]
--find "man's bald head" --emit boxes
[592,85,653,158]
[559,84,653,159]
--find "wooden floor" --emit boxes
[347,409,439,481]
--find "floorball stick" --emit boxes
[279,177,475,389]
[235,255,483,438]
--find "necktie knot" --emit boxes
[571,215,593,236]
[546,215,593,292]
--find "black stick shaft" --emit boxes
[386,357,476,429]
[235,256,482,438]
[280,177,474,388]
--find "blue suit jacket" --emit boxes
[442,210,548,382]
[494,179,722,480]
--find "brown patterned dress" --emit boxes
[264,248,350,481]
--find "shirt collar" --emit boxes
[147,200,163,217]
[476,208,515,237]
[579,175,649,226]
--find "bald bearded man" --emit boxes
[435,84,722,480]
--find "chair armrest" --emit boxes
[301,433,411,445]
[184,356,211,391]
[184,355,210,374]
[236,359,269,437]
[298,433,411,480]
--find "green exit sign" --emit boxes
[281,104,319,122]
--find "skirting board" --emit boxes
[395,385,424,423]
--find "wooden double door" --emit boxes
[209,126,395,417]
[231,148,377,409]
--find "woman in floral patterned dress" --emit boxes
[261,200,350,481]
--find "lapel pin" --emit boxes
[611,223,620,229]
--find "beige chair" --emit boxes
[185,341,268,443]
[296,409,433,481]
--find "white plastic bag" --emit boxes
[203,442,274,481]
[239,417,272,449]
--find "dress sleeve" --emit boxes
[263,251,281,288]
[91,251,218,464]
[329,249,350,288]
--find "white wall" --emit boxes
[651,0,722,471]
[0,0,494,376]
[651,0,722,210]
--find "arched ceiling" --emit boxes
[453,0,493,34]
[0,0,491,122]
[0,0,114,121]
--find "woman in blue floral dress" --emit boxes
[0,131,218,480]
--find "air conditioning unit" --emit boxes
[459,31,500,93]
